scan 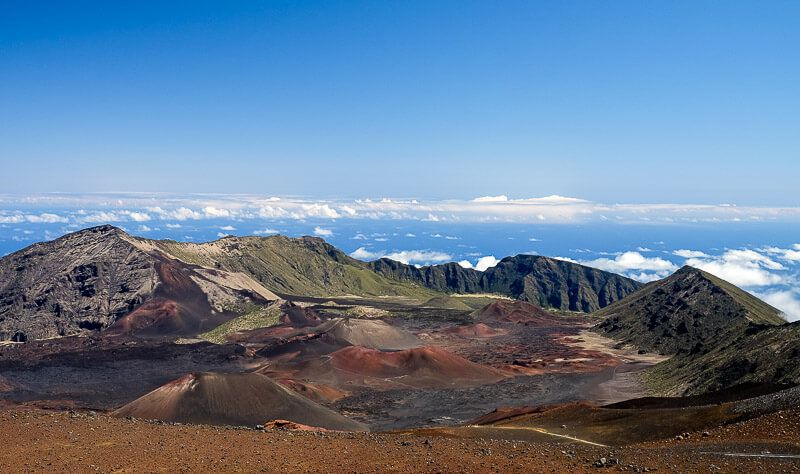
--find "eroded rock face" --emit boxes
[0,225,280,341]
[0,226,157,340]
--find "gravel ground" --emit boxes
[0,407,797,473]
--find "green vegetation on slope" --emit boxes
[147,235,438,301]
[421,295,474,311]
[643,321,800,395]
[699,269,785,325]
[199,303,283,343]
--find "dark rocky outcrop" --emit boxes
[593,266,796,395]
[0,226,156,340]
[370,255,642,312]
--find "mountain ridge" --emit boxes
[369,254,643,312]
[0,225,643,341]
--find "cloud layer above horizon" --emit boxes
[2,193,800,227]
[1,193,800,322]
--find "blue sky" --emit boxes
[2,1,799,203]
[1,4,800,317]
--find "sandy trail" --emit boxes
[466,425,609,447]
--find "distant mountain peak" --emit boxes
[595,265,784,355]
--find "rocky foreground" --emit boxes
[0,407,798,473]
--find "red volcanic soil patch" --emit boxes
[108,298,182,334]
[106,258,235,337]
[471,300,558,324]
[325,346,508,389]
[112,372,366,431]
[443,323,507,338]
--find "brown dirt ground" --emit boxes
[0,407,798,473]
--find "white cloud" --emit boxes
[313,226,333,237]
[217,232,230,238]
[293,204,340,219]
[457,255,500,271]
[673,249,710,258]
[6,193,800,226]
[628,272,667,283]
[762,246,800,262]
[513,195,589,204]
[352,233,367,240]
[583,251,678,273]
[581,251,678,282]
[257,206,288,218]
[24,213,69,224]
[757,290,800,322]
[253,228,279,235]
[349,247,452,265]
[219,225,236,231]
[170,207,202,220]
[475,255,500,271]
[137,225,152,232]
[405,233,416,237]
[472,195,509,203]
[684,249,786,287]
[202,206,231,218]
[350,247,378,260]
[127,212,151,222]
[165,223,182,229]
[78,211,124,223]
[0,214,24,224]
[383,250,452,265]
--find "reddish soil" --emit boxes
[108,297,183,334]
[0,407,797,473]
[473,300,561,324]
[106,258,240,337]
[322,345,509,389]
[443,322,507,338]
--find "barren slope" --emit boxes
[112,371,366,431]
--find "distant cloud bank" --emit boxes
[2,193,800,226]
